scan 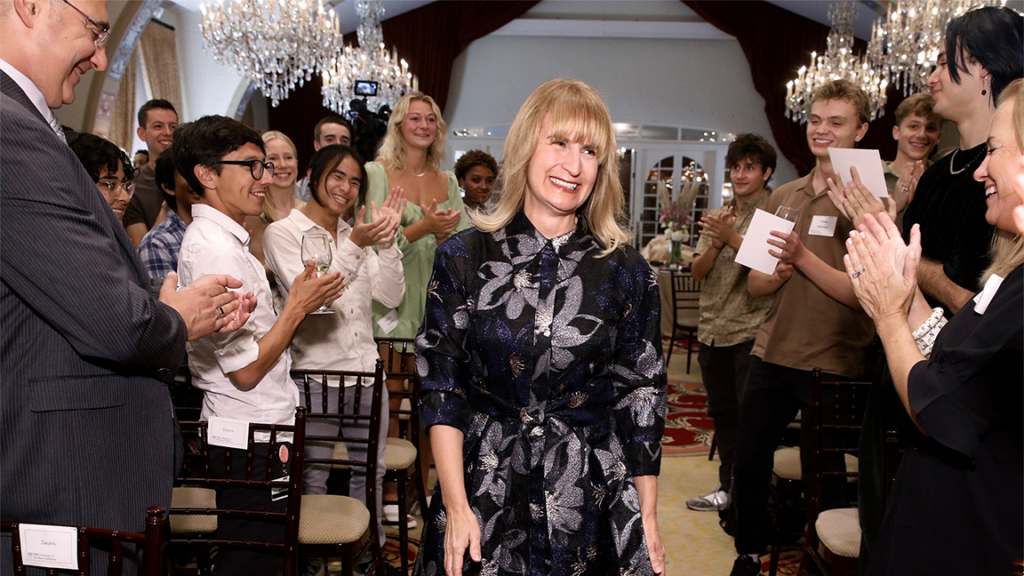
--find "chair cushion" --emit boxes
[299,494,370,545]
[772,447,859,481]
[816,507,860,558]
[332,442,349,469]
[386,437,418,470]
[772,447,802,480]
[398,397,412,421]
[169,487,218,534]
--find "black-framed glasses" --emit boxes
[215,159,275,181]
[62,0,110,48]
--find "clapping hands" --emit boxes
[351,186,406,249]
[421,197,461,243]
[826,166,897,229]
[699,207,738,250]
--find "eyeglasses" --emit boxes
[96,179,135,199]
[215,159,275,181]
[62,0,110,48]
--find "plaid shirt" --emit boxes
[138,210,188,297]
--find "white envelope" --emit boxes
[735,209,797,275]
[828,148,889,199]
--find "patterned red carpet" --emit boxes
[663,378,714,456]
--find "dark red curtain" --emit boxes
[267,1,540,170]
[683,0,902,175]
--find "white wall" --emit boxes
[445,34,798,186]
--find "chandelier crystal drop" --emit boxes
[199,0,341,107]
[786,2,889,123]
[321,0,418,117]
[867,0,1009,97]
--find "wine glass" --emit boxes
[775,205,800,223]
[301,231,334,315]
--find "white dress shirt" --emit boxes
[1,58,66,142]
[262,208,405,385]
[178,204,297,433]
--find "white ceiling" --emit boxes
[167,0,1024,41]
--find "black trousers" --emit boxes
[731,357,850,554]
[209,444,289,576]
[697,339,755,492]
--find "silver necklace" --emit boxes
[949,146,984,175]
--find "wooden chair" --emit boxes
[293,360,388,576]
[376,337,431,574]
[666,271,701,373]
[800,370,871,576]
[2,507,166,576]
[169,407,308,576]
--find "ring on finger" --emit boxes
[217,306,226,315]
[852,268,866,279]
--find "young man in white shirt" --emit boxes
[263,144,405,566]
[173,115,344,576]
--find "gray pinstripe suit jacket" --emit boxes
[1,71,187,575]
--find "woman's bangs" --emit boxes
[546,99,612,162]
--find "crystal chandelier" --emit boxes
[786,2,889,123]
[867,0,1009,97]
[199,0,341,107]
[321,0,418,116]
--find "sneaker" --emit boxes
[299,559,325,576]
[383,504,418,529]
[729,554,761,576]
[355,557,403,576]
[686,486,729,511]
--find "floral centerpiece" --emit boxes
[658,180,701,264]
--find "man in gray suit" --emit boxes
[1,1,254,573]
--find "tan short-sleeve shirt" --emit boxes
[751,169,875,377]
[695,191,774,347]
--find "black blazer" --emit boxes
[0,71,187,574]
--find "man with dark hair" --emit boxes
[134,148,149,170]
[138,148,200,296]
[173,115,344,576]
[685,134,776,514]
[295,114,354,201]
[124,98,178,246]
[1,3,250,573]
[902,6,1023,314]
[728,80,876,576]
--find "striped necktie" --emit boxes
[47,111,67,144]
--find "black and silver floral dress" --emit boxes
[414,212,667,576]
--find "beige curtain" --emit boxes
[107,51,137,151]
[138,21,182,115]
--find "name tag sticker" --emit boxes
[208,417,250,449]
[808,215,838,237]
[377,309,400,334]
[19,524,77,570]
[973,274,1004,315]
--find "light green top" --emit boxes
[362,161,470,339]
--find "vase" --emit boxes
[670,240,683,266]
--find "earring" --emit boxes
[982,89,988,96]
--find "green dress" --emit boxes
[362,161,470,339]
